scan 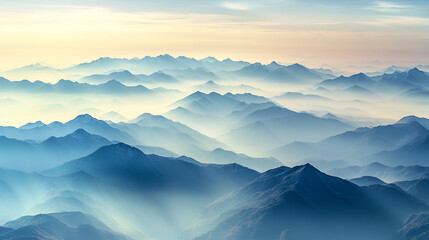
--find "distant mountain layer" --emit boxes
[0,129,112,171]
[0,77,162,94]
[113,113,226,160]
[204,148,283,172]
[0,114,137,144]
[274,92,331,101]
[2,55,251,80]
[232,62,332,83]
[80,70,177,85]
[193,81,261,93]
[318,68,429,93]
[0,212,126,240]
[166,91,277,135]
[69,55,251,74]
[366,134,429,166]
[349,176,387,186]
[398,115,429,130]
[2,55,337,85]
[221,106,353,153]
[329,162,429,182]
[269,121,429,164]
[167,91,352,154]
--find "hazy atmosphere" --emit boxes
[0,1,429,240]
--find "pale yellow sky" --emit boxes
[1,2,429,72]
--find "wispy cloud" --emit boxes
[358,16,429,26]
[369,1,411,12]
[220,2,254,11]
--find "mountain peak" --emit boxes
[71,114,98,123]
[354,72,368,78]
[294,163,320,175]
[397,115,421,123]
[19,120,46,129]
[104,79,124,85]
[289,63,305,68]
[323,113,338,119]
[205,80,216,85]
[116,70,133,75]
[56,79,76,85]
[157,54,174,60]
[91,143,145,159]
[201,56,219,63]
[184,91,207,100]
[407,67,426,76]
[69,128,91,137]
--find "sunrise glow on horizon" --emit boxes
[1,0,429,73]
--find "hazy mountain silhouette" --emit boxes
[45,143,259,194]
[397,115,429,130]
[204,148,283,172]
[0,77,158,95]
[366,135,429,166]
[111,113,226,159]
[165,91,276,136]
[163,68,219,81]
[1,212,127,240]
[233,62,327,83]
[269,121,429,163]
[136,145,179,158]
[329,162,429,182]
[349,176,386,186]
[366,65,410,76]
[396,179,429,203]
[274,92,331,101]
[222,106,353,154]
[193,81,261,93]
[80,70,177,85]
[318,68,429,93]
[68,55,250,74]
[319,72,375,89]
[0,114,137,144]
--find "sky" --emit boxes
[0,0,429,72]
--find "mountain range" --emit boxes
[0,114,137,144]
[0,77,163,95]
[231,62,334,83]
[0,212,127,240]
[2,54,429,240]
[80,70,177,85]
[221,105,353,154]
[193,164,427,240]
[328,162,429,182]
[0,129,111,171]
[318,68,429,94]
[45,143,259,194]
[166,91,352,154]
[268,121,429,165]
[1,137,429,239]
[1,55,250,81]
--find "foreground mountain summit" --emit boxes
[194,164,427,240]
